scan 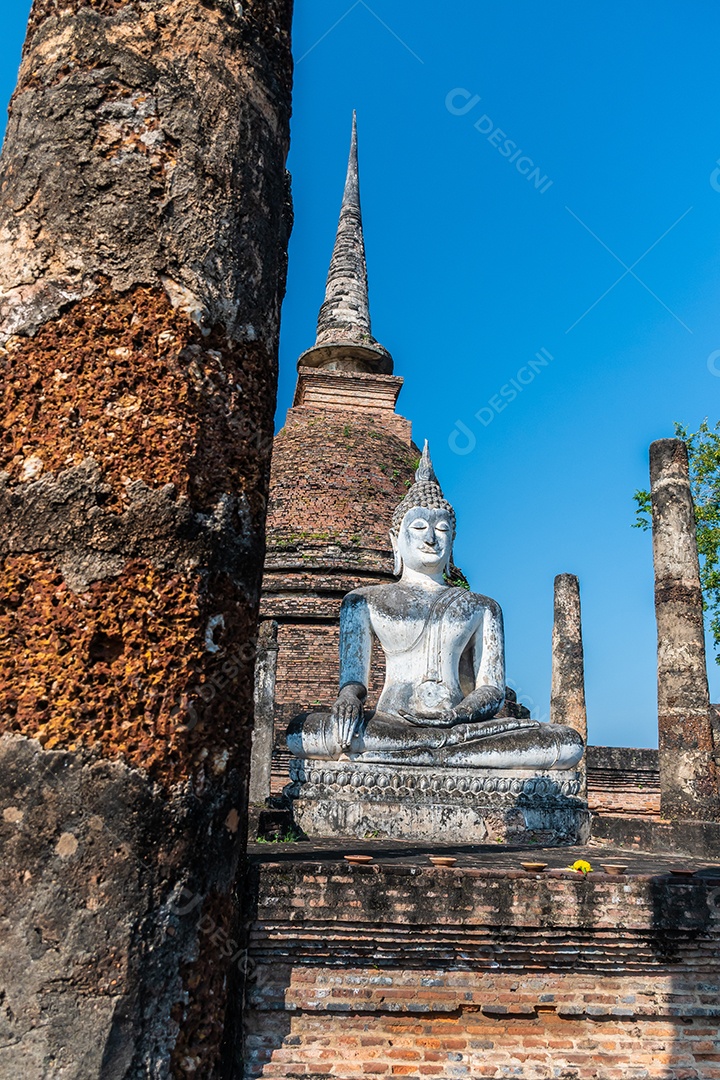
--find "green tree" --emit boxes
[634,420,720,664]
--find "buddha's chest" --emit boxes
[369,601,481,663]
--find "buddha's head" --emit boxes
[390,442,456,578]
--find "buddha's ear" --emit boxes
[389,530,402,577]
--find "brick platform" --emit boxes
[241,839,720,1078]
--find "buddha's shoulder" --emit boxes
[340,582,413,616]
[442,588,502,619]
[464,590,502,616]
[340,583,394,608]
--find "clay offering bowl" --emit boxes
[521,861,548,873]
[602,865,627,875]
[344,854,373,864]
[428,856,457,867]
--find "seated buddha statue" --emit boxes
[287,443,584,771]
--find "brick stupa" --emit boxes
[260,115,418,784]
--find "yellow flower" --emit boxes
[566,859,592,873]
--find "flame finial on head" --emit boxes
[391,441,456,533]
[415,440,439,484]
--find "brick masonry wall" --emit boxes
[587,747,661,818]
[242,861,720,1078]
[245,1009,719,1079]
[262,406,417,577]
[273,622,386,715]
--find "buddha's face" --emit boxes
[396,506,453,576]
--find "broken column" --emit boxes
[249,619,280,808]
[0,0,292,1074]
[550,573,588,795]
[650,438,719,821]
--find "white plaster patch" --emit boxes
[21,455,44,480]
[213,750,230,775]
[205,614,225,653]
[160,275,209,331]
[55,832,78,857]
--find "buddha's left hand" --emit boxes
[438,685,503,726]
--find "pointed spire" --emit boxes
[416,440,438,484]
[298,112,393,374]
[317,111,368,340]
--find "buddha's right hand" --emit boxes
[330,682,367,752]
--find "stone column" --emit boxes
[0,0,292,1074]
[650,438,719,821]
[550,573,588,795]
[249,620,280,807]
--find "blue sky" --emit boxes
[2,2,719,746]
